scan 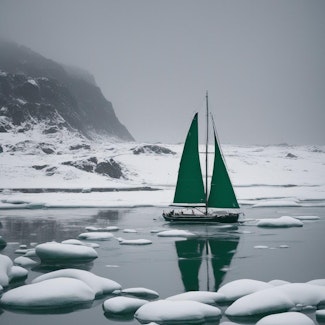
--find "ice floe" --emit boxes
[0,277,95,310]
[118,238,152,245]
[121,287,159,299]
[103,296,148,314]
[257,216,303,228]
[256,311,314,325]
[85,226,119,232]
[35,242,98,264]
[292,215,320,220]
[252,199,301,208]
[32,268,121,297]
[78,232,114,240]
[123,228,137,233]
[167,291,225,305]
[157,229,195,237]
[134,300,221,324]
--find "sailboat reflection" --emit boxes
[175,236,239,292]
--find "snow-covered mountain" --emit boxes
[0,40,133,141]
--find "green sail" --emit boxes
[173,113,206,205]
[208,130,239,209]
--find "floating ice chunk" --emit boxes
[103,296,148,314]
[0,277,95,309]
[33,268,121,297]
[252,199,300,208]
[292,215,320,221]
[256,311,314,325]
[85,226,119,232]
[78,232,114,240]
[225,283,325,317]
[122,287,159,299]
[123,229,137,233]
[218,279,272,302]
[27,79,38,87]
[23,249,37,257]
[119,239,152,245]
[35,242,98,263]
[254,245,269,249]
[316,309,325,320]
[14,256,38,267]
[157,229,195,237]
[167,291,225,305]
[134,300,221,324]
[257,216,303,228]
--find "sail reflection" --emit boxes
[175,236,239,292]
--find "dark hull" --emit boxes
[162,212,239,223]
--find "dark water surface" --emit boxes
[0,206,324,324]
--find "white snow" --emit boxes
[14,256,39,267]
[78,232,114,240]
[61,239,99,248]
[118,238,152,245]
[32,268,121,296]
[0,277,95,309]
[103,296,148,314]
[157,229,196,237]
[0,254,28,286]
[134,300,221,323]
[121,287,159,299]
[256,312,314,325]
[167,291,225,305]
[217,279,272,301]
[252,199,301,208]
[292,215,320,220]
[35,242,98,263]
[225,282,325,317]
[85,226,119,232]
[123,228,137,233]
[257,216,304,228]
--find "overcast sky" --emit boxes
[0,0,324,145]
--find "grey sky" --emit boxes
[0,0,324,144]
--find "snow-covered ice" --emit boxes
[157,229,196,237]
[78,232,114,241]
[118,238,152,245]
[257,216,304,228]
[121,287,159,299]
[166,291,225,305]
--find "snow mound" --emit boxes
[134,300,221,324]
[35,242,98,264]
[86,226,119,232]
[61,239,99,248]
[14,256,39,267]
[218,279,272,301]
[103,296,148,314]
[123,229,137,233]
[256,311,314,325]
[32,268,121,297]
[119,239,152,245]
[225,283,325,317]
[157,229,195,237]
[257,216,303,228]
[167,291,225,305]
[121,287,159,299]
[78,232,114,240]
[0,254,28,286]
[292,215,320,221]
[0,277,95,309]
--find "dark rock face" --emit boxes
[132,144,175,155]
[0,40,134,141]
[62,157,123,179]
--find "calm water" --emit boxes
[0,206,324,324]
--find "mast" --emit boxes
[205,91,209,215]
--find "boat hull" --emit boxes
[162,211,239,223]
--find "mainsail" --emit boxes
[173,113,206,205]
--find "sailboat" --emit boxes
[162,93,240,223]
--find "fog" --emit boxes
[0,0,324,145]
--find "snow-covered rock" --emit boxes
[14,256,39,267]
[0,277,95,309]
[103,296,148,314]
[32,268,121,297]
[134,300,221,324]
[256,311,314,325]
[119,239,152,245]
[35,242,98,263]
[86,226,119,232]
[78,232,114,241]
[167,291,225,305]
[121,287,159,299]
